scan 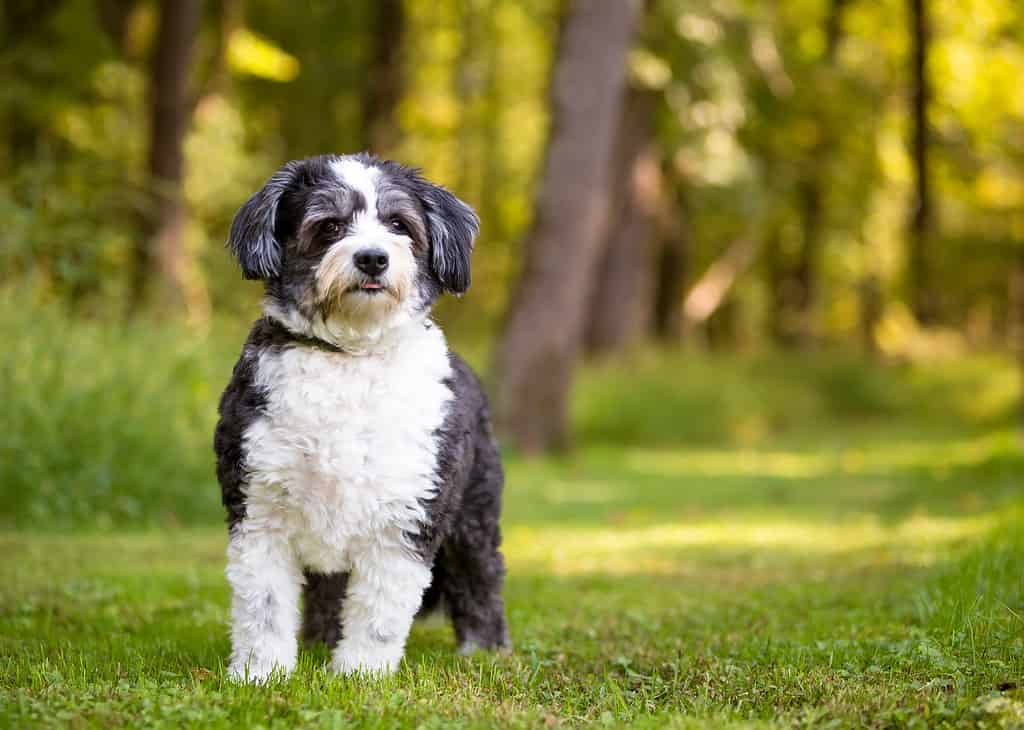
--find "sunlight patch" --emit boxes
[624,429,1018,480]
[504,513,998,578]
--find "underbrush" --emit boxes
[0,305,245,528]
[1,302,1019,529]
[573,347,1019,448]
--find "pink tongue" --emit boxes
[361,282,383,289]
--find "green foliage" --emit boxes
[573,347,1018,448]
[0,298,243,528]
[3,0,1023,343]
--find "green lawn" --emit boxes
[1,317,1023,727]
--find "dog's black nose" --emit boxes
[353,248,389,276]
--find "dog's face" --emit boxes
[228,154,478,336]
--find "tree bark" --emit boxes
[95,0,138,54]
[493,0,639,454]
[785,0,847,346]
[130,0,201,312]
[790,176,823,345]
[652,178,690,340]
[908,0,936,324]
[585,87,661,355]
[1010,251,1024,444]
[858,268,882,357]
[362,0,404,154]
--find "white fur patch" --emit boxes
[226,318,453,678]
[331,158,380,213]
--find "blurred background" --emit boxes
[0,0,1021,529]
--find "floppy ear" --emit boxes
[227,160,303,280]
[419,183,479,294]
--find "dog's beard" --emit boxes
[313,246,412,331]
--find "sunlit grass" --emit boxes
[1,505,1022,728]
[504,513,999,578]
[623,429,1019,480]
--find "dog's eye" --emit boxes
[388,218,409,236]
[320,220,341,237]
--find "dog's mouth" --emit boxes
[347,279,390,296]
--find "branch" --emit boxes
[681,232,762,332]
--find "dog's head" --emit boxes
[228,153,478,340]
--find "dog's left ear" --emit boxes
[419,183,479,295]
[227,160,303,280]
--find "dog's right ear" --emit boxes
[227,160,303,280]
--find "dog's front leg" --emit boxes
[332,543,432,676]
[226,522,302,682]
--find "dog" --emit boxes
[214,153,509,681]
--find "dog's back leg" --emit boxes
[436,425,510,654]
[301,571,347,649]
[416,561,445,618]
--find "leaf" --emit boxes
[227,29,300,83]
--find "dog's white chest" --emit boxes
[242,326,452,571]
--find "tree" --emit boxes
[585,86,662,355]
[778,0,848,346]
[651,176,690,341]
[362,0,404,154]
[493,0,639,454]
[907,0,935,324]
[130,0,202,312]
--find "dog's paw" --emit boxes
[457,639,512,656]
[457,627,512,656]
[228,653,294,683]
[331,644,403,677]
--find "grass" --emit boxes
[1,303,1023,727]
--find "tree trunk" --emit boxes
[858,269,882,357]
[908,0,936,324]
[493,0,639,454]
[585,87,661,355]
[652,178,691,341]
[1010,251,1024,444]
[130,0,201,312]
[95,0,138,54]
[791,177,823,345]
[362,0,404,154]
[786,0,846,346]
[478,7,503,245]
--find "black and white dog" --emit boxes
[214,153,509,681]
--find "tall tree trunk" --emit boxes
[95,0,139,54]
[362,0,404,154]
[478,5,503,245]
[454,0,488,202]
[130,0,201,312]
[786,0,847,346]
[765,228,788,344]
[585,87,661,355]
[652,177,691,341]
[493,0,639,454]
[858,266,882,357]
[1010,250,1024,444]
[791,177,823,345]
[908,0,935,324]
